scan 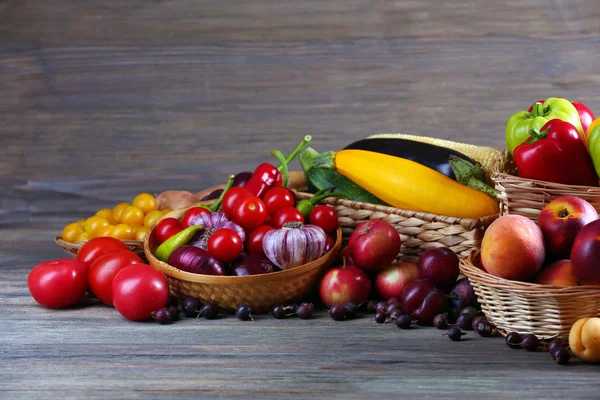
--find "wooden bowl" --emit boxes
[144,205,342,313]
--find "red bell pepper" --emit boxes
[528,98,595,135]
[514,119,598,187]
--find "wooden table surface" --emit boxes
[3,1,600,398]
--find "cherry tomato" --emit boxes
[97,225,114,238]
[154,218,183,243]
[61,222,83,243]
[28,258,89,309]
[262,187,295,216]
[181,207,211,229]
[143,210,164,227]
[272,206,304,228]
[96,208,117,224]
[232,196,266,231]
[161,208,173,216]
[222,187,252,219]
[207,228,243,262]
[110,223,135,240]
[246,225,274,256]
[77,236,130,266]
[119,206,145,226]
[309,205,339,234]
[135,225,150,241]
[84,216,111,238]
[132,193,158,214]
[112,263,169,321]
[112,202,130,223]
[88,249,144,306]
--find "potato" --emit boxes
[286,170,307,190]
[155,190,199,211]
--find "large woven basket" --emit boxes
[144,205,342,313]
[54,236,145,258]
[492,149,600,221]
[460,249,600,339]
[295,192,497,262]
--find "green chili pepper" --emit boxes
[271,149,289,187]
[198,174,236,213]
[155,225,204,262]
[296,190,346,217]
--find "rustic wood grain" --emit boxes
[3,0,600,398]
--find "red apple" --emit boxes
[538,196,598,259]
[534,259,578,286]
[400,279,447,325]
[335,247,355,266]
[571,219,600,284]
[374,262,419,299]
[348,220,401,272]
[417,248,460,291]
[319,263,372,308]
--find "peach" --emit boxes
[480,215,545,282]
[534,259,578,286]
[569,317,600,363]
[570,219,600,285]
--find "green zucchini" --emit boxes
[299,147,388,205]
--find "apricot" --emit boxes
[569,317,600,363]
[534,260,578,286]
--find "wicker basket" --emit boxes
[144,206,342,313]
[295,192,497,262]
[460,249,600,339]
[492,149,600,221]
[55,236,145,258]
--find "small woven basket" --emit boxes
[295,192,497,262]
[54,236,145,258]
[492,149,600,221]
[460,249,600,339]
[144,206,342,313]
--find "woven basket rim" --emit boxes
[460,249,600,295]
[55,236,143,250]
[143,204,342,285]
[295,192,498,230]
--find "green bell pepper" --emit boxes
[505,97,583,155]
[587,125,600,179]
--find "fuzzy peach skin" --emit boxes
[534,259,579,286]
[480,215,545,282]
[569,317,600,363]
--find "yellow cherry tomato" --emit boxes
[77,219,87,230]
[132,193,158,214]
[161,208,173,216]
[135,225,150,241]
[96,225,114,237]
[84,216,110,237]
[96,208,116,224]
[110,224,135,240]
[61,222,83,243]
[112,202,130,223]
[119,206,145,226]
[76,231,91,242]
[143,210,164,227]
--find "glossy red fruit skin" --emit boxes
[400,279,447,325]
[76,237,129,267]
[112,264,169,321]
[319,265,372,308]
[28,258,89,309]
[348,220,401,272]
[181,207,211,229]
[374,262,419,299]
[335,247,356,266]
[417,248,460,291]
[570,219,600,284]
[88,250,144,306]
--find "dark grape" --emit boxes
[365,300,378,314]
[474,320,494,337]
[386,297,401,305]
[288,304,299,314]
[460,306,479,317]
[167,305,180,321]
[153,308,172,325]
[505,332,522,349]
[389,309,403,320]
[386,303,402,315]
[395,314,412,329]
[456,313,474,331]
[167,295,179,308]
[236,304,253,321]
[271,305,286,319]
[446,326,465,341]
[182,297,202,318]
[433,313,448,329]
[329,304,346,321]
[471,315,486,331]
[201,302,219,319]
[548,338,567,354]
[343,302,359,319]
[297,303,314,319]
[201,189,223,201]
[376,301,387,314]
[374,312,387,324]
[521,334,540,351]
[552,348,571,365]
[232,171,253,187]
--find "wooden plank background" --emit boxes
[2,1,600,398]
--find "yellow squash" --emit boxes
[332,149,499,219]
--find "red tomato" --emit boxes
[272,206,304,228]
[154,218,183,243]
[181,207,211,228]
[207,228,243,262]
[222,187,252,219]
[28,258,88,309]
[309,205,339,234]
[262,187,295,216]
[232,196,267,231]
[112,264,169,321]
[76,237,129,267]
[88,250,144,306]
[246,225,274,255]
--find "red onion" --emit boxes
[230,253,276,276]
[168,246,226,276]
[188,212,245,249]
[262,222,327,270]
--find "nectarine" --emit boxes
[570,219,600,285]
[534,259,578,286]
